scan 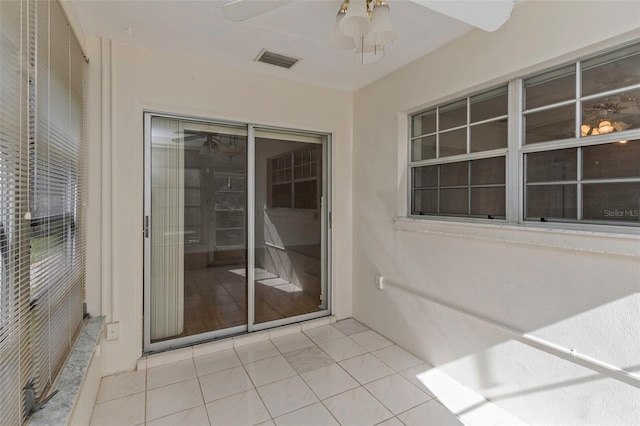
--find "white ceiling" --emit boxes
[69,0,475,92]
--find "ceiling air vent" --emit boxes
[255,49,300,69]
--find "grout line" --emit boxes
[191,356,212,426]
[118,327,505,426]
[235,344,274,422]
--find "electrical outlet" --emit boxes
[106,322,119,340]
[375,276,384,290]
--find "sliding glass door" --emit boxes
[144,113,330,352]
[252,129,328,329]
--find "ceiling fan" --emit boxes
[173,131,246,158]
[222,0,516,33]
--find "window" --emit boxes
[523,43,640,225]
[410,86,508,218]
[0,1,86,423]
[184,167,201,244]
[269,145,320,210]
[409,40,640,229]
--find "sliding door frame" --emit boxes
[143,112,332,353]
[251,125,332,332]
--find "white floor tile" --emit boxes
[282,345,334,374]
[193,338,234,358]
[145,405,210,426]
[194,348,241,377]
[146,378,204,421]
[365,373,430,415]
[236,340,280,364]
[206,389,271,426]
[269,324,301,339]
[300,363,360,400]
[323,387,393,426]
[199,365,254,403]
[146,347,193,369]
[339,353,395,385]
[350,330,394,352]
[300,317,332,331]
[318,337,367,362]
[331,318,370,336]
[147,358,197,390]
[303,325,346,344]
[400,364,458,398]
[457,399,509,426]
[274,402,338,426]
[376,417,404,426]
[96,370,145,404]
[233,330,271,348]
[90,392,145,426]
[91,330,502,426]
[245,354,297,387]
[372,345,423,372]
[271,333,315,354]
[398,399,464,426]
[257,375,319,418]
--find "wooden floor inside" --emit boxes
[177,266,322,337]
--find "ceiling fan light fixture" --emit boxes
[340,0,372,38]
[327,13,357,50]
[613,120,631,132]
[598,120,614,134]
[580,124,591,137]
[370,1,397,46]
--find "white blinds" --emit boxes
[0,0,86,423]
[150,117,185,340]
[0,0,32,422]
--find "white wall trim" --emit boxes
[394,217,640,258]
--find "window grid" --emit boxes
[269,145,320,210]
[410,85,508,219]
[522,43,640,226]
[410,40,640,229]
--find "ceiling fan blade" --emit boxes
[409,0,515,32]
[222,0,295,22]
[172,134,205,143]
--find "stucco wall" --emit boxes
[352,1,640,424]
[85,39,353,375]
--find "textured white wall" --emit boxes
[352,1,640,424]
[85,39,353,375]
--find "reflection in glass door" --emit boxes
[145,115,248,350]
[253,130,328,328]
[144,114,330,352]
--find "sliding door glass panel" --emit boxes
[149,116,247,343]
[254,130,325,325]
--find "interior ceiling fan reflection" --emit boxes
[581,96,635,137]
[173,131,245,159]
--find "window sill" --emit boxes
[394,217,640,258]
[29,317,104,426]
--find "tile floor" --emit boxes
[91,319,526,426]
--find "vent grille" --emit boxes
[255,50,300,69]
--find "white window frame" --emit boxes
[409,85,509,221]
[408,40,640,235]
